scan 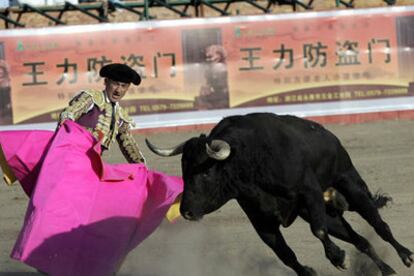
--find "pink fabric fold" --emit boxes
[0,130,54,196]
[0,120,183,276]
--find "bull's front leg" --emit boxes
[238,200,317,276]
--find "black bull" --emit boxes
[145,113,412,276]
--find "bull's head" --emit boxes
[146,135,235,221]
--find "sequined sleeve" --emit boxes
[117,122,146,164]
[58,92,94,125]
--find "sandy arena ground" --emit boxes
[0,119,413,276]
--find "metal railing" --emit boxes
[0,0,399,28]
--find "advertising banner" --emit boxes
[0,6,413,127]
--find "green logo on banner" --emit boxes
[234,27,241,38]
[16,41,24,51]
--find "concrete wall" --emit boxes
[1,0,414,29]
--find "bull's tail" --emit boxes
[324,188,392,212]
[372,191,393,209]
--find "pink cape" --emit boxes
[0,120,183,276]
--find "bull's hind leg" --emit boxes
[337,170,413,268]
[238,200,317,276]
[324,214,396,276]
[300,169,348,270]
[301,210,396,275]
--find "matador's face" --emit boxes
[104,78,131,103]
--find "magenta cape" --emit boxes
[0,120,183,276]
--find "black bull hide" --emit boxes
[145,113,412,276]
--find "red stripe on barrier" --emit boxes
[307,110,414,125]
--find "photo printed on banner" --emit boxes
[0,42,12,125]
[182,28,229,110]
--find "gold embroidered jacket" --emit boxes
[58,89,145,163]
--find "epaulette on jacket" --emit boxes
[83,89,105,111]
[119,106,136,128]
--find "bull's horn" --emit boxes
[206,140,231,160]
[145,138,184,157]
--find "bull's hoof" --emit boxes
[378,263,396,276]
[327,246,348,271]
[399,248,413,267]
[299,266,317,276]
[374,259,396,276]
[335,252,349,271]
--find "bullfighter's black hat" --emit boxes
[99,63,141,86]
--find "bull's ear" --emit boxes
[206,140,231,160]
[145,138,184,157]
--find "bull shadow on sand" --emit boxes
[0,221,396,276]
